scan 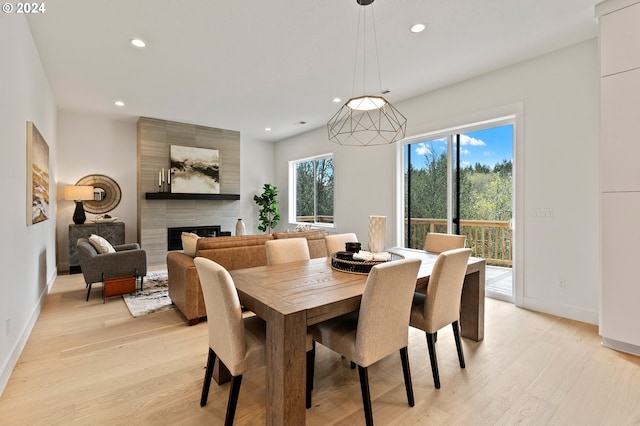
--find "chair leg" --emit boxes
[357,365,374,426]
[225,375,243,426]
[201,347,216,407]
[85,283,92,301]
[306,341,315,408]
[426,333,440,389]
[452,320,465,368]
[399,347,415,407]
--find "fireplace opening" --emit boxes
[167,225,223,251]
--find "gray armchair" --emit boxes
[76,238,147,301]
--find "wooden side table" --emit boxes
[68,222,125,273]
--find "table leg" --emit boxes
[213,358,231,385]
[266,308,307,426]
[460,267,485,341]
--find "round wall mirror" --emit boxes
[75,174,121,214]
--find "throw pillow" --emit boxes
[181,232,200,257]
[88,234,116,254]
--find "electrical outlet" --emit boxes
[559,279,566,290]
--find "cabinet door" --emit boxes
[601,192,640,347]
[600,2,640,77]
[601,68,640,192]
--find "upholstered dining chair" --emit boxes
[308,258,422,426]
[424,232,466,253]
[265,237,310,266]
[409,248,472,389]
[195,257,314,425]
[325,232,359,255]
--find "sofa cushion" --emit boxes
[181,232,200,257]
[273,229,328,258]
[88,234,116,254]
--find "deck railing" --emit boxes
[297,216,512,266]
[407,218,512,266]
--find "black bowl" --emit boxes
[335,251,354,260]
[345,242,361,253]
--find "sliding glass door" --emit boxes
[404,120,514,301]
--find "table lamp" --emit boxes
[64,185,94,224]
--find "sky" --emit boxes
[408,124,513,169]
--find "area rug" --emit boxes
[122,270,175,317]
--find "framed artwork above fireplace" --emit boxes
[170,145,220,194]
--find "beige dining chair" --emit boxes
[424,232,466,253]
[325,232,359,255]
[194,257,314,425]
[265,237,310,265]
[409,248,471,389]
[308,258,422,426]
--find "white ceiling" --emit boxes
[26,0,599,143]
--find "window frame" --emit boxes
[288,152,335,229]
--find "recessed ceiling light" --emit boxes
[114,100,125,107]
[130,38,146,48]
[265,127,272,131]
[333,97,342,103]
[410,23,426,33]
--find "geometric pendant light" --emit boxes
[327,0,407,146]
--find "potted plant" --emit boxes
[254,183,281,233]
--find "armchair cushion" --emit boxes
[88,234,116,254]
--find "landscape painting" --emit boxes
[170,145,220,194]
[27,121,50,225]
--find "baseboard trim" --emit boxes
[520,296,599,325]
[0,270,56,396]
[601,337,640,357]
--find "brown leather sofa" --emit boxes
[167,229,328,324]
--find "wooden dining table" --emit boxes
[228,247,486,425]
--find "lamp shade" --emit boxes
[64,185,94,201]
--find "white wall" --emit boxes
[274,39,600,325]
[56,112,138,270]
[240,137,276,234]
[0,15,58,395]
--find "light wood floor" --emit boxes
[1,271,640,425]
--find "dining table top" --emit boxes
[230,247,485,327]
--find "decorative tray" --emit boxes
[91,216,119,223]
[331,251,404,275]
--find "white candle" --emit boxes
[159,171,161,186]
[162,168,165,183]
[168,168,171,184]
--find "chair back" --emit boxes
[325,233,358,255]
[355,258,421,366]
[194,257,247,376]
[265,238,310,266]
[424,233,465,253]
[423,248,472,332]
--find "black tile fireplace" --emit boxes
[167,225,228,251]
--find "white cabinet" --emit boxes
[598,0,640,354]
[599,1,640,77]
[601,193,640,347]
[600,68,640,192]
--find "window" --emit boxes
[289,154,334,226]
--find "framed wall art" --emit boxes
[170,145,220,194]
[26,121,50,225]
